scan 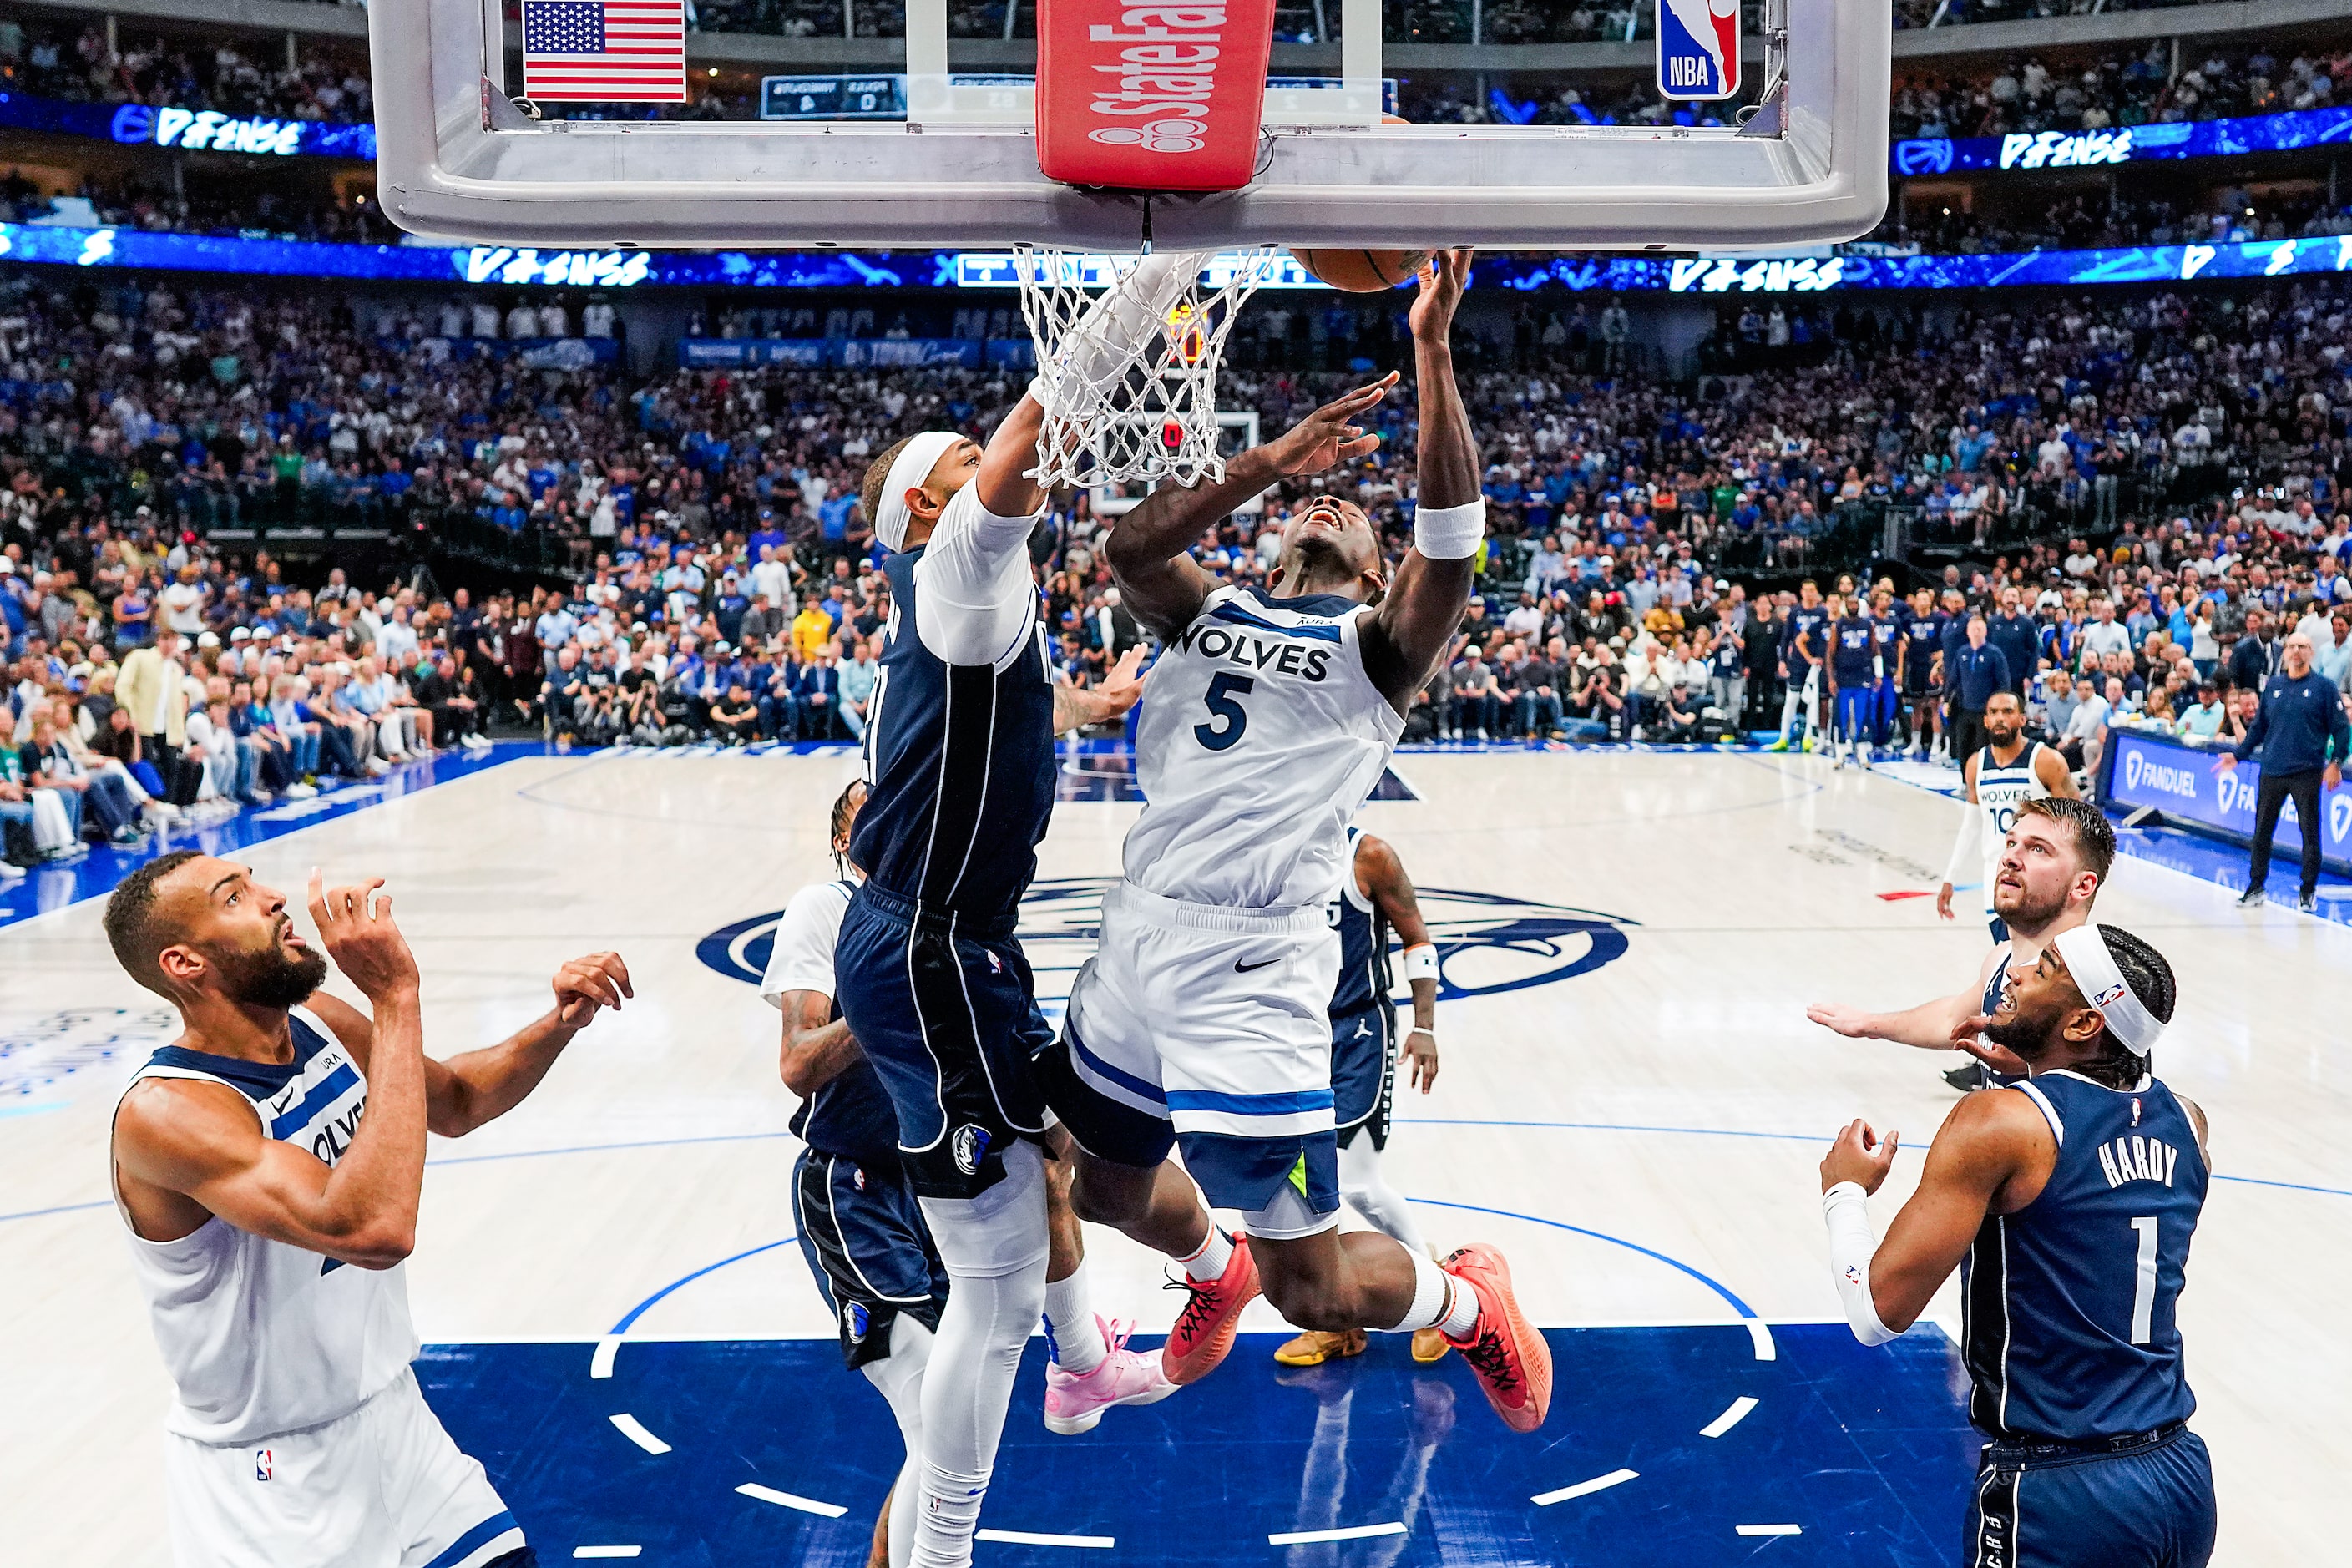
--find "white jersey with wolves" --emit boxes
[1127,584,1405,909]
[114,1006,417,1445]
[1974,741,2054,918]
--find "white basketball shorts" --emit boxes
[164,1367,523,1568]
[1057,880,1343,1228]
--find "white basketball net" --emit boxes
[1015,245,1283,492]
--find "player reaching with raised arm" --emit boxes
[835,252,1269,1568]
[104,852,630,1568]
[764,781,1173,1568]
[1277,823,1449,1368]
[1034,250,1555,1435]
[1817,923,2213,1568]
[1808,797,2113,1089]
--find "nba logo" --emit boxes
[254,1449,272,1482]
[1657,0,1739,99]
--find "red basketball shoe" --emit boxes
[1161,1233,1260,1385]
[1441,1244,1553,1434]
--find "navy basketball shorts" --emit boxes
[1036,881,1341,1237]
[1330,1004,1398,1152]
[832,883,1054,1201]
[1966,1427,2215,1568]
[792,1147,948,1370]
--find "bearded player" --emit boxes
[1034,250,1555,1435]
[1818,923,2213,1567]
[1808,797,2115,1088]
[105,852,630,1568]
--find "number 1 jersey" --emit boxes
[1126,584,1404,910]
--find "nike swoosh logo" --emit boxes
[1233,958,1279,974]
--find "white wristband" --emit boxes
[1414,500,1486,560]
[1399,943,1439,984]
[1822,1181,1901,1347]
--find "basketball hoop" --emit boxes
[1015,245,1283,492]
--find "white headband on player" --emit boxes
[873,430,963,553]
[2051,924,2165,1055]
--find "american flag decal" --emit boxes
[522,0,687,102]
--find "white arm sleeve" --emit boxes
[759,883,850,1011]
[913,483,1044,670]
[1822,1181,1902,1347]
[1942,781,1978,887]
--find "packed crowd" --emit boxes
[10,266,2352,868]
[1873,185,2352,256]
[1414,522,2352,751]
[1891,43,2352,141]
[1894,0,2251,29]
[0,18,370,125]
[0,170,400,246]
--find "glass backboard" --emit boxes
[372,0,1886,251]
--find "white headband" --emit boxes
[2052,924,2165,1055]
[873,431,962,553]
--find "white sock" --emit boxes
[911,1461,989,1568]
[1176,1225,1234,1285]
[908,1143,1049,1568]
[1434,1271,1480,1339]
[1386,1244,1447,1333]
[1042,1265,1106,1375]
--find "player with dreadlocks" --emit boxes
[1815,923,2217,1568]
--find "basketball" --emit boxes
[1287,246,1436,292]
[1289,116,1430,291]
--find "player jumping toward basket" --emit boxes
[1276,822,1449,1368]
[836,250,1267,1568]
[1034,250,1555,1435]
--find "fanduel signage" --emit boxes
[2106,731,2352,874]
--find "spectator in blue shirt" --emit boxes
[2216,631,2351,912]
[1947,612,2012,765]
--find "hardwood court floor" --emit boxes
[1,747,2343,1565]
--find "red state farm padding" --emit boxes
[1036,0,1277,192]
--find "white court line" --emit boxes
[1747,1320,1778,1361]
[573,1550,643,1560]
[975,1529,1116,1549]
[1531,1468,1639,1506]
[1736,1524,1803,1536]
[1267,1523,1408,1545]
[737,1482,849,1518]
[589,1336,620,1379]
[1701,1396,1760,1438]
[607,1414,671,1455]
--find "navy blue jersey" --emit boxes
[1900,609,1946,688]
[795,1019,905,1172]
[1964,1070,2207,1442]
[1326,827,1393,1018]
[1830,617,1878,684]
[765,880,905,1171]
[1940,616,1970,690]
[1870,615,1902,679]
[1783,604,1829,667]
[851,544,1056,923]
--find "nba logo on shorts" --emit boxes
[1657,0,1739,99]
[254,1449,272,1482]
